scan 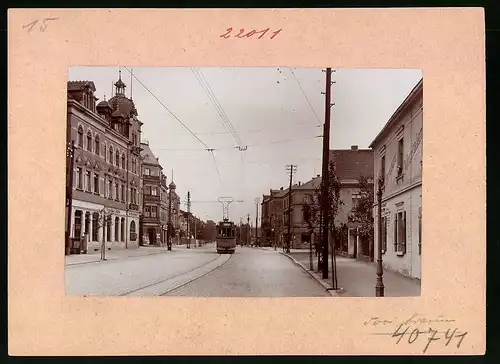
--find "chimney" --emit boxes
[351,145,358,150]
[298,181,301,186]
[280,187,283,190]
[317,174,320,178]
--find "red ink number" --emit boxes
[270,28,282,39]
[220,27,281,39]
[220,27,233,39]
[235,29,246,38]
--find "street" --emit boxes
[65,244,330,297]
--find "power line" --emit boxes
[122,66,210,150]
[289,67,322,126]
[209,150,223,186]
[190,67,244,148]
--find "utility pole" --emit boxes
[255,197,259,247]
[187,191,191,249]
[321,67,333,279]
[65,140,76,255]
[285,164,297,253]
[247,214,250,246]
[166,180,173,251]
[375,176,385,296]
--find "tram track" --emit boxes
[118,252,233,296]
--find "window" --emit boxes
[87,131,92,151]
[92,212,99,241]
[397,138,404,175]
[352,193,361,209]
[418,207,422,255]
[381,154,386,180]
[130,220,136,240]
[108,179,113,199]
[94,174,99,193]
[144,206,151,217]
[121,154,126,169]
[132,158,137,173]
[106,217,111,242]
[109,147,113,163]
[115,151,120,166]
[74,210,82,238]
[393,210,407,254]
[151,206,157,218]
[77,126,84,147]
[144,168,150,176]
[152,187,157,196]
[132,132,137,146]
[94,135,100,155]
[115,217,119,241]
[145,185,151,195]
[85,170,91,192]
[121,185,125,202]
[381,216,387,253]
[115,183,119,200]
[131,187,137,204]
[76,167,83,189]
[121,218,125,242]
[83,94,88,108]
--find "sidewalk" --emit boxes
[65,243,212,267]
[281,250,421,297]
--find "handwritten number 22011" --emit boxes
[22,18,59,33]
[220,28,282,40]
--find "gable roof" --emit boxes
[68,80,96,92]
[369,78,423,148]
[329,149,374,180]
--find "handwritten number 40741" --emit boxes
[392,324,467,353]
[22,18,59,33]
[220,28,282,40]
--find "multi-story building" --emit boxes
[370,78,423,279]
[139,141,164,246]
[66,71,143,254]
[261,146,373,252]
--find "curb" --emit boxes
[279,252,341,297]
[65,249,170,267]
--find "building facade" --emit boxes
[370,79,423,279]
[140,142,164,246]
[66,72,143,253]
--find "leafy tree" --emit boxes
[347,175,375,258]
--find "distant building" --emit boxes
[370,78,423,279]
[261,146,373,252]
[140,141,164,246]
[66,71,143,254]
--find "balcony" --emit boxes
[144,194,160,202]
[129,203,139,211]
[143,175,160,183]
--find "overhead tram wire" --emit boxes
[123,66,226,186]
[123,66,211,151]
[193,68,244,148]
[289,67,322,126]
[190,67,245,150]
[155,135,322,152]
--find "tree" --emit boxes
[302,193,320,270]
[95,207,113,260]
[347,175,374,259]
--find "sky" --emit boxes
[68,67,422,224]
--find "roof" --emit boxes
[109,94,138,117]
[369,78,423,148]
[67,80,96,92]
[296,175,322,190]
[140,142,161,166]
[329,149,374,180]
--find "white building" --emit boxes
[370,78,423,279]
[66,71,143,254]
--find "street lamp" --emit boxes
[65,140,78,256]
[375,176,385,297]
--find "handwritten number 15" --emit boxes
[22,18,59,33]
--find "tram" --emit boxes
[216,219,236,254]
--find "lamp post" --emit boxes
[65,140,77,256]
[375,176,385,297]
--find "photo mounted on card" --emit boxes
[8,8,485,356]
[64,66,422,298]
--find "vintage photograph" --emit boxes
[65,66,422,297]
